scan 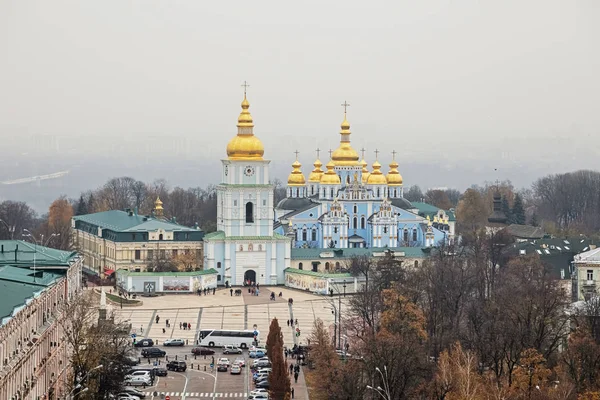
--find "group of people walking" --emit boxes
[196,287,216,296]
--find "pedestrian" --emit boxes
[230,288,233,296]
[294,372,298,383]
[295,364,300,373]
[140,326,143,334]
[287,319,290,327]
[189,322,192,330]
[284,349,288,359]
[183,322,187,330]
[257,283,260,290]
[180,322,183,330]
[156,315,160,324]
[291,387,295,399]
[213,287,216,295]
[295,319,298,326]
[162,328,166,334]
[289,364,294,375]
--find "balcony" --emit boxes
[582,279,596,288]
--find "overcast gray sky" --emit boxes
[1,0,599,194]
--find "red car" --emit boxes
[191,347,215,355]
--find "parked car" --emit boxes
[134,339,154,348]
[167,361,187,372]
[223,345,242,354]
[164,339,185,347]
[123,376,151,387]
[252,357,269,367]
[218,357,230,366]
[125,371,151,380]
[253,373,269,382]
[217,363,228,372]
[252,360,271,369]
[248,394,269,400]
[117,393,141,400]
[141,347,166,358]
[234,357,245,367]
[250,388,269,396]
[191,347,215,355]
[255,379,270,389]
[255,367,272,375]
[123,355,141,366]
[230,364,242,375]
[249,350,266,358]
[121,388,146,398]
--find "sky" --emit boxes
[0,0,599,207]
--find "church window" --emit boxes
[346,175,350,184]
[353,204,357,213]
[234,200,238,206]
[334,227,338,234]
[135,250,140,260]
[311,186,314,195]
[376,188,380,197]
[249,244,253,251]
[298,262,303,270]
[353,217,358,229]
[312,263,318,272]
[393,189,397,197]
[414,260,419,268]
[245,202,254,223]
[335,262,340,269]
[412,228,418,242]
[217,262,221,269]
[159,233,163,241]
[240,245,244,251]
[217,274,221,281]
[302,229,307,241]
[263,199,266,206]
[403,229,409,243]
[383,227,388,234]
[325,262,330,270]
[311,228,317,241]
[361,216,366,229]
[330,189,334,198]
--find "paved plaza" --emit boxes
[102,286,346,400]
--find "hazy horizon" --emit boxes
[1,1,599,211]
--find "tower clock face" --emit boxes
[244,166,255,176]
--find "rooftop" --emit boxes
[574,247,600,264]
[73,210,200,233]
[504,224,545,240]
[284,267,353,279]
[291,247,428,260]
[204,231,289,241]
[116,268,218,277]
[0,240,79,268]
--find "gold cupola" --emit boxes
[154,196,164,217]
[308,158,324,183]
[226,92,265,160]
[386,152,403,186]
[360,158,370,183]
[366,160,387,185]
[320,160,341,185]
[287,159,306,186]
[331,105,360,166]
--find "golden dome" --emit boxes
[154,196,164,217]
[361,158,370,183]
[287,160,306,186]
[308,159,324,182]
[320,160,341,185]
[386,160,403,186]
[331,113,359,166]
[226,95,265,160]
[366,160,387,185]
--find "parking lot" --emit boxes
[110,286,342,399]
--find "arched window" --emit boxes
[361,216,366,229]
[403,228,409,242]
[302,229,307,241]
[334,227,338,234]
[298,262,303,270]
[217,274,222,281]
[245,202,254,223]
[217,262,221,269]
[159,233,163,241]
[346,175,350,184]
[383,226,388,234]
[311,186,314,195]
[335,262,340,269]
[376,188,380,197]
[393,189,397,197]
[414,260,419,268]
[353,204,357,213]
[353,217,358,229]
[325,262,330,270]
[412,228,418,242]
[311,229,317,241]
[330,189,334,198]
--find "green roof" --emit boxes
[0,265,64,322]
[73,210,200,233]
[410,202,441,214]
[116,268,218,277]
[219,184,272,188]
[0,240,79,267]
[204,231,289,241]
[291,247,428,260]
[284,267,353,278]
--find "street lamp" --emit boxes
[67,364,102,400]
[366,366,391,400]
[0,219,15,239]
[22,230,60,282]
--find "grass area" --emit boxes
[105,292,141,305]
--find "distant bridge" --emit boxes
[1,170,70,185]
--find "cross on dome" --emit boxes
[316,148,321,159]
[294,150,300,160]
[328,149,333,159]
[374,149,380,159]
[361,147,366,159]
[392,150,397,160]
[241,81,250,96]
[341,101,350,115]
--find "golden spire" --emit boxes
[427,215,432,226]
[287,150,306,186]
[320,159,341,185]
[386,150,403,186]
[360,147,370,183]
[331,101,359,166]
[308,148,324,183]
[226,82,265,160]
[366,149,387,185]
[154,196,164,217]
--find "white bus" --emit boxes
[198,329,259,349]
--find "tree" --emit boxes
[455,189,488,231]
[562,327,600,395]
[425,189,453,210]
[502,195,513,224]
[530,212,539,227]
[266,318,291,399]
[46,196,74,249]
[0,200,36,239]
[60,291,133,400]
[75,195,88,216]
[445,189,462,208]
[405,185,424,202]
[172,251,199,271]
[512,193,526,225]
[146,253,178,272]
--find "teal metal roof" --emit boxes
[0,265,63,322]
[291,247,428,260]
[73,210,199,233]
[410,202,440,214]
[204,231,289,241]
[0,240,79,267]
[284,267,353,278]
[116,268,218,277]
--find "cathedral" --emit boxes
[273,105,454,250]
[204,89,454,286]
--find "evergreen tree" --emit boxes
[512,193,526,225]
[530,212,539,227]
[501,196,513,224]
[266,318,291,399]
[75,195,88,216]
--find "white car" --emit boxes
[124,371,151,380]
[163,339,185,346]
[123,376,151,387]
[218,357,230,366]
[250,388,269,396]
[248,393,269,399]
[118,394,141,400]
